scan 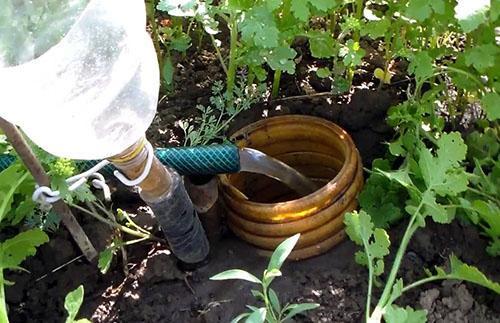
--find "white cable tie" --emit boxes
[32,159,111,205]
[90,173,111,201]
[113,142,154,187]
[32,185,61,204]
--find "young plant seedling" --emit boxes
[64,285,91,323]
[210,234,319,323]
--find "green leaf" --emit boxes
[339,40,365,67]
[171,33,191,52]
[266,0,282,11]
[162,56,174,86]
[362,19,391,39]
[308,31,335,58]
[246,308,266,323]
[267,234,300,271]
[0,164,30,222]
[481,92,500,121]
[283,303,320,321]
[406,0,433,21]
[421,190,450,223]
[98,248,113,274]
[454,0,490,33]
[464,44,499,74]
[210,269,262,284]
[344,211,390,276]
[0,229,49,270]
[268,288,281,314]
[265,46,297,74]
[290,0,310,22]
[431,255,500,294]
[240,6,279,48]
[230,312,251,323]
[376,167,414,189]
[316,67,331,78]
[408,51,434,82]
[64,285,88,323]
[384,305,427,323]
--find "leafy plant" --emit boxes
[64,285,91,323]
[179,76,265,146]
[0,229,49,323]
[210,234,319,322]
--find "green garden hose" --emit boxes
[0,144,241,176]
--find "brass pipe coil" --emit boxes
[219,115,364,260]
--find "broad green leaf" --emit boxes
[210,269,262,284]
[470,200,500,256]
[226,0,254,10]
[376,167,413,189]
[309,0,337,11]
[0,164,30,222]
[246,308,266,323]
[408,51,434,82]
[308,31,335,58]
[362,19,390,39]
[481,92,500,121]
[290,0,310,22]
[316,67,331,78]
[431,255,500,294]
[240,6,279,48]
[0,229,49,270]
[98,248,113,274]
[170,33,191,52]
[454,0,490,33]
[265,46,297,74]
[406,0,433,21]
[266,0,282,11]
[384,305,427,323]
[464,44,499,74]
[267,234,300,271]
[64,285,89,323]
[268,288,281,314]
[283,303,320,321]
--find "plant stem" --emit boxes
[0,270,8,323]
[353,0,364,43]
[271,69,282,99]
[400,276,446,294]
[70,204,153,240]
[226,14,239,98]
[373,199,424,315]
[468,187,500,205]
[210,34,228,74]
[329,11,337,35]
[362,233,375,322]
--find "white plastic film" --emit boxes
[0,0,159,159]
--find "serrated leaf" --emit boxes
[210,269,262,284]
[339,40,365,66]
[454,0,490,33]
[344,211,390,276]
[408,51,434,82]
[362,19,390,39]
[290,0,310,22]
[0,229,49,270]
[266,0,282,11]
[267,234,300,271]
[421,190,450,223]
[464,44,499,74]
[406,0,433,21]
[481,92,500,121]
[283,303,320,321]
[384,305,427,323]
[98,248,113,274]
[240,6,279,48]
[265,46,297,74]
[431,255,500,294]
[308,31,335,58]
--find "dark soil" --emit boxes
[6,37,500,323]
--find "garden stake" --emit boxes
[0,117,98,262]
